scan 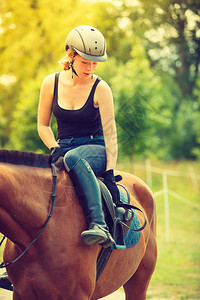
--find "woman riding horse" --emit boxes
[0,26,157,299]
[38,25,118,248]
[0,150,157,299]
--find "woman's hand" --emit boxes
[50,147,64,165]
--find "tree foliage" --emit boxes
[0,0,199,160]
[111,38,175,160]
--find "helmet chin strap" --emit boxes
[69,53,79,79]
[69,62,79,78]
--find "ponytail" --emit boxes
[58,50,78,71]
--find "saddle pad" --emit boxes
[118,188,141,248]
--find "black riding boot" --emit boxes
[68,158,115,248]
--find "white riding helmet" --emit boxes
[65,25,107,62]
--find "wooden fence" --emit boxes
[118,160,200,242]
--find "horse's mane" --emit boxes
[0,149,51,168]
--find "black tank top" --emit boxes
[52,73,103,139]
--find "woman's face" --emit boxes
[72,55,98,78]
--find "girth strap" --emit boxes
[96,247,113,282]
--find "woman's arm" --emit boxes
[37,74,59,150]
[95,80,118,171]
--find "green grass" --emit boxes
[1,160,200,299]
[119,160,200,300]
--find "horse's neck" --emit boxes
[0,164,51,249]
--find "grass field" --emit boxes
[119,160,200,300]
[0,160,200,299]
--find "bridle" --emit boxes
[0,163,57,269]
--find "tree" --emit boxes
[0,0,199,160]
[169,100,200,159]
[111,37,174,160]
[135,0,200,99]
[0,0,97,150]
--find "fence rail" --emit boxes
[118,160,200,242]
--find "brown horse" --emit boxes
[0,150,157,300]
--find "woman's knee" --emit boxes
[63,145,106,174]
[64,149,80,171]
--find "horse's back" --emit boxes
[116,170,156,224]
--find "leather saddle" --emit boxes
[97,178,146,250]
[96,178,147,282]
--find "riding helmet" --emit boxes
[65,25,107,62]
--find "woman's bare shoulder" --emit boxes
[42,73,56,87]
[96,78,113,103]
[97,78,111,91]
[39,73,58,102]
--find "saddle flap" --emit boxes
[97,179,115,223]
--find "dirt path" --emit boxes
[101,290,125,299]
[0,289,12,300]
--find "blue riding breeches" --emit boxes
[58,135,106,177]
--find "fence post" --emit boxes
[163,171,170,242]
[146,159,152,189]
[188,165,199,192]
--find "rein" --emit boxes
[0,163,57,269]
